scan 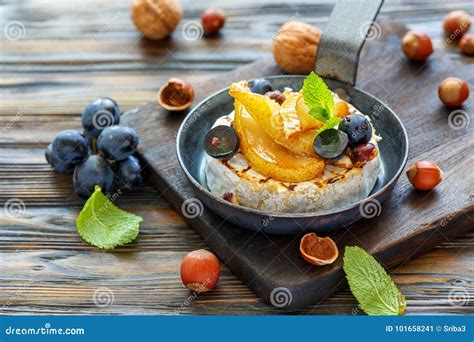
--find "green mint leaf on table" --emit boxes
[317,117,341,134]
[343,246,406,316]
[302,71,334,122]
[76,185,142,249]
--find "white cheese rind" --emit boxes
[206,151,379,213]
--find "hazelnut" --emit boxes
[158,77,195,111]
[273,21,321,74]
[460,33,474,55]
[131,0,182,40]
[443,10,471,38]
[201,8,226,35]
[265,90,286,104]
[180,249,220,292]
[401,31,433,62]
[438,77,469,107]
[407,161,442,191]
[299,233,338,266]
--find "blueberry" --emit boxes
[204,125,239,160]
[338,114,372,146]
[313,128,348,160]
[51,130,89,165]
[97,126,139,161]
[115,155,142,189]
[45,143,76,173]
[73,155,114,198]
[250,78,273,95]
[82,97,121,137]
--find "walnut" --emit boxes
[272,21,321,74]
[131,0,182,40]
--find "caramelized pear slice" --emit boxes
[295,95,324,132]
[229,82,319,157]
[279,93,302,138]
[334,99,350,118]
[233,100,324,183]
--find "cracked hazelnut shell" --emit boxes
[158,78,195,111]
[131,0,182,40]
[300,233,339,266]
[273,21,321,74]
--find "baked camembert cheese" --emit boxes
[203,73,380,213]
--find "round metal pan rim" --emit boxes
[176,75,409,219]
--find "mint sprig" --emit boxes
[343,246,406,316]
[302,71,340,133]
[302,71,335,119]
[309,107,330,122]
[317,117,341,134]
[76,185,142,249]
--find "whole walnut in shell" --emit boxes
[272,21,321,74]
[131,0,182,40]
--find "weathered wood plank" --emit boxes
[0,245,471,315]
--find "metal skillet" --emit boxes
[176,0,409,235]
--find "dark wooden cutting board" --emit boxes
[122,21,474,309]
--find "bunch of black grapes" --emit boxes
[45,98,142,198]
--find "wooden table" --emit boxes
[0,0,472,315]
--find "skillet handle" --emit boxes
[315,0,384,86]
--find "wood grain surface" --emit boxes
[122,20,474,309]
[0,0,473,314]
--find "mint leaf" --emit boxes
[76,185,142,249]
[343,246,406,316]
[302,71,334,120]
[317,117,341,134]
[309,107,330,122]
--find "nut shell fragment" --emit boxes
[158,77,195,111]
[300,233,339,266]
